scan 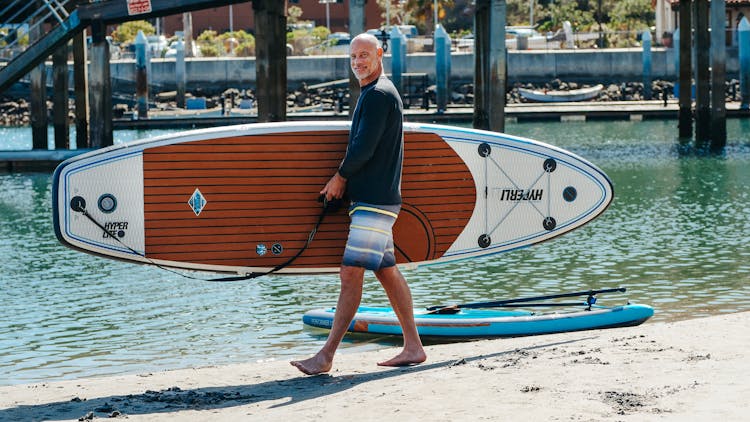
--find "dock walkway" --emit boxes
[2,100,748,170]
[112,100,748,129]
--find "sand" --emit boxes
[1,311,748,421]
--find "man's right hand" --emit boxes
[320,172,347,202]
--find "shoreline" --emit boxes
[2,311,747,421]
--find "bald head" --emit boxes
[349,33,384,86]
[350,33,380,50]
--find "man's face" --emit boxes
[350,37,382,85]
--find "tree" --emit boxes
[374,0,415,27]
[440,0,476,34]
[219,30,256,56]
[196,29,221,57]
[287,5,303,24]
[610,0,654,32]
[538,0,596,33]
[111,20,155,44]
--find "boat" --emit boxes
[302,288,654,338]
[518,84,604,103]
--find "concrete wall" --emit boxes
[102,47,740,95]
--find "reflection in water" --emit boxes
[1,120,749,386]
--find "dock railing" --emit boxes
[0,0,73,61]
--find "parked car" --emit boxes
[164,39,200,58]
[452,27,561,51]
[506,27,559,50]
[304,32,350,55]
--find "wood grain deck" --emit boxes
[142,131,475,270]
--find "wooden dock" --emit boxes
[109,100,748,129]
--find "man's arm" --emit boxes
[337,90,390,179]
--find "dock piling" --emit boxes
[694,0,711,148]
[710,0,727,150]
[347,0,366,113]
[674,0,728,152]
[30,20,47,150]
[642,30,652,100]
[677,1,692,141]
[473,0,507,133]
[390,26,407,97]
[253,0,288,122]
[52,43,69,149]
[73,31,89,149]
[88,20,113,148]
[434,24,451,113]
[176,39,186,109]
[135,31,149,120]
[739,17,750,110]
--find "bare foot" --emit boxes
[290,353,333,375]
[377,348,427,367]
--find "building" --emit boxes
[656,0,750,46]
[162,0,386,37]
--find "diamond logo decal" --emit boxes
[188,188,207,216]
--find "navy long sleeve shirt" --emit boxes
[338,75,404,205]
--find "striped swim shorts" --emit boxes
[342,202,401,271]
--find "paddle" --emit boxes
[426,287,627,313]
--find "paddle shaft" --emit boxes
[426,287,626,311]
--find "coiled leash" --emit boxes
[70,195,342,282]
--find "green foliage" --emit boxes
[610,0,654,31]
[199,43,220,57]
[196,29,222,56]
[538,0,596,32]
[197,30,218,43]
[112,20,155,44]
[235,40,255,57]
[311,26,330,41]
[286,25,329,55]
[219,30,255,56]
[505,0,536,27]
[287,5,303,24]
[440,0,476,34]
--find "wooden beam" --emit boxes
[678,0,692,140]
[89,21,113,148]
[253,0,287,122]
[30,13,47,150]
[73,31,89,149]
[710,0,727,151]
[694,0,710,148]
[488,0,507,133]
[473,0,490,130]
[53,43,70,149]
[78,0,250,25]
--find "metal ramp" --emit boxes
[0,0,83,93]
[0,0,250,93]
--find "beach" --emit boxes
[1,311,747,421]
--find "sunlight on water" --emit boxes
[1,120,749,385]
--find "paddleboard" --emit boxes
[52,121,613,275]
[302,304,654,338]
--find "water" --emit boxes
[1,119,749,386]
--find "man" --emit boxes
[291,33,426,375]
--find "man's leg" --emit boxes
[290,265,365,375]
[374,265,426,367]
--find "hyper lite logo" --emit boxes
[102,221,128,238]
[499,189,543,201]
